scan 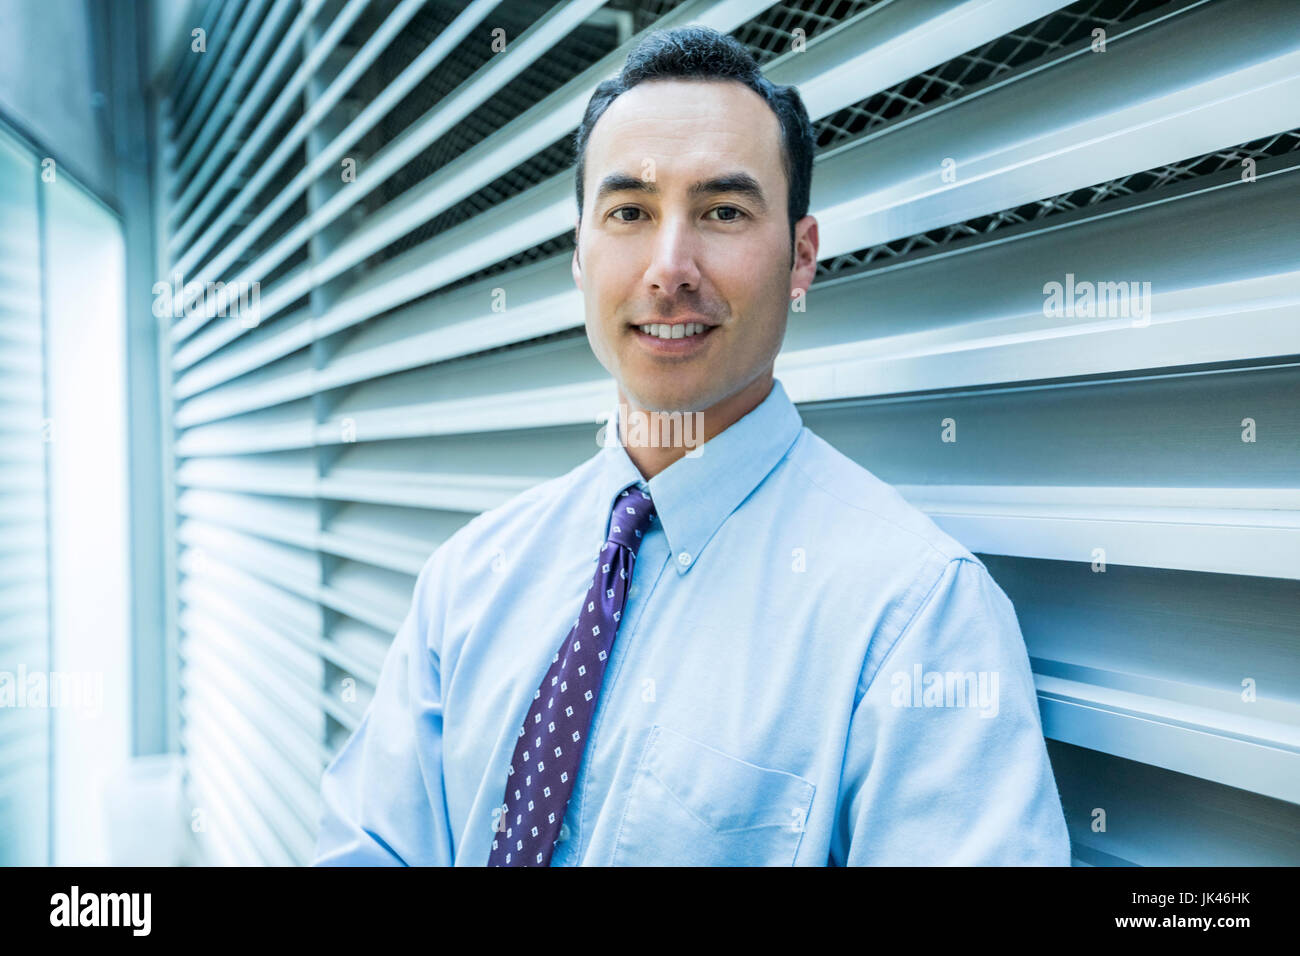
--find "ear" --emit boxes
[788,214,819,301]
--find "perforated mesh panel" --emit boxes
[818,126,1300,276]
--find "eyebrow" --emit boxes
[594,171,769,215]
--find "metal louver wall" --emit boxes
[153,0,1300,866]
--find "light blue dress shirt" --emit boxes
[313,377,1072,865]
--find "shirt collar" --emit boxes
[593,377,803,575]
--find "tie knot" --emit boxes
[606,485,656,553]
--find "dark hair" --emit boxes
[573,25,815,256]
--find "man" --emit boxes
[313,25,1071,866]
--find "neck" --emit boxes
[615,372,774,480]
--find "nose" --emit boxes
[643,213,701,297]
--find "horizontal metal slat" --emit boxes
[176,488,319,550]
[325,617,389,687]
[901,485,1300,579]
[321,560,413,635]
[177,487,440,578]
[1040,674,1300,803]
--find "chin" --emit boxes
[627,380,722,415]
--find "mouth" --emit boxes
[632,320,715,338]
[628,320,718,355]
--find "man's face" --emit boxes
[573,78,817,416]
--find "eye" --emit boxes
[609,206,644,223]
[708,205,746,222]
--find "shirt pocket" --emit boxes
[610,723,815,866]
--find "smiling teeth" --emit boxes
[642,323,708,339]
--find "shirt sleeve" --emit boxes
[312,544,456,866]
[832,556,1072,865]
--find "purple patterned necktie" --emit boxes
[488,483,656,866]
